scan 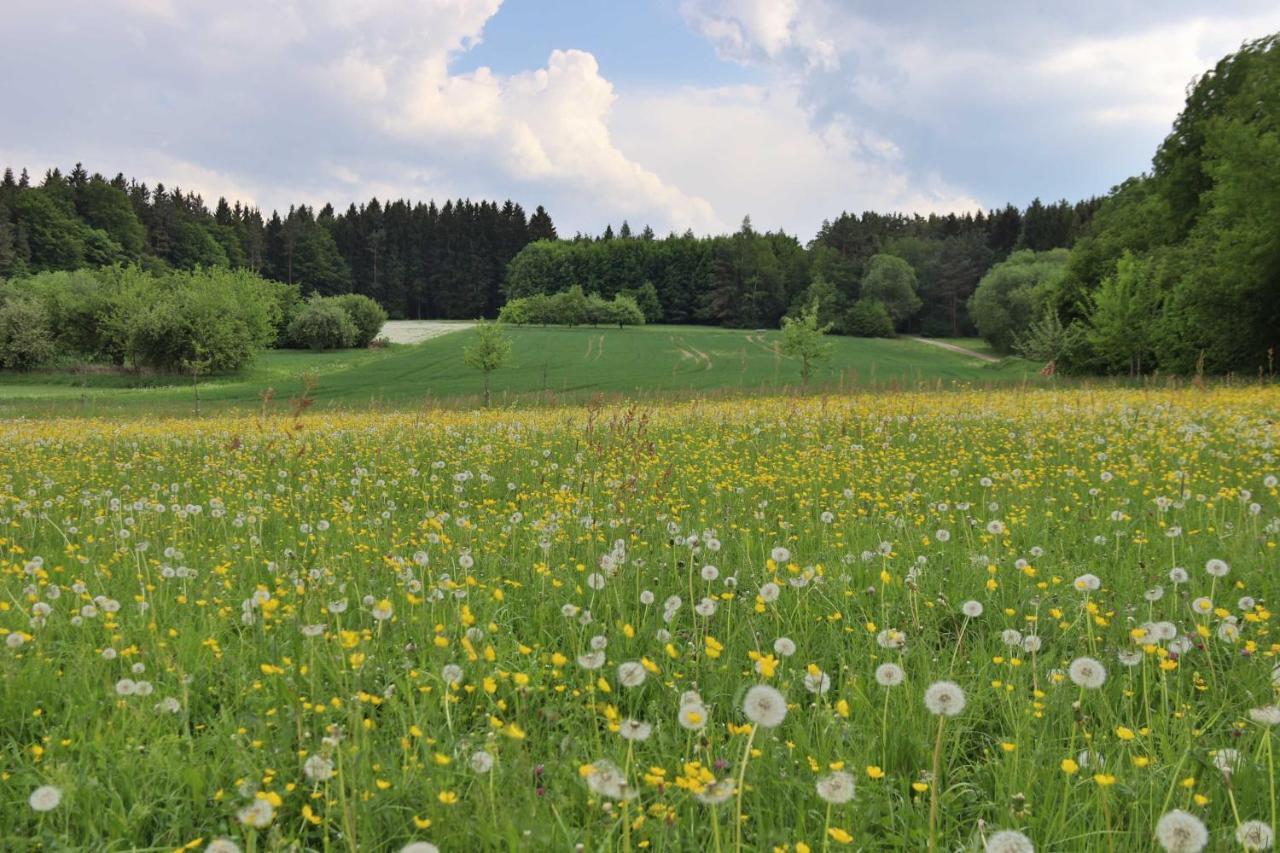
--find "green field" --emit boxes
[0,325,1033,416]
[2,387,1277,851]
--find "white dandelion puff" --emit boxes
[985,829,1035,853]
[1154,809,1207,853]
[28,785,62,812]
[875,663,905,687]
[814,771,856,804]
[616,660,647,688]
[742,684,787,728]
[1068,657,1107,689]
[1237,820,1274,851]
[924,681,967,716]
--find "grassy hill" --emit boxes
[0,324,1035,416]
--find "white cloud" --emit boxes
[681,0,838,69]
[677,1,1280,207]
[611,83,980,237]
[1038,15,1280,126]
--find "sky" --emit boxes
[2,0,1278,240]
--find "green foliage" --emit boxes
[3,266,284,371]
[796,273,845,330]
[1063,33,1280,374]
[125,269,280,372]
[611,294,646,328]
[0,296,56,369]
[1014,307,1087,367]
[969,249,1068,352]
[1086,251,1161,375]
[12,190,91,270]
[286,297,358,351]
[334,293,389,347]
[500,288,644,328]
[76,176,146,258]
[779,300,832,385]
[550,285,588,327]
[462,320,513,406]
[619,281,662,322]
[842,298,895,338]
[859,254,921,329]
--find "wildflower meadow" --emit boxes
[2,386,1278,852]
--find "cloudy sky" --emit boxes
[3,1,1277,239]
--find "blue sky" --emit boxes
[2,1,1278,239]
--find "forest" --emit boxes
[0,33,1276,375]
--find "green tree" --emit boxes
[619,281,662,322]
[551,285,589,327]
[1014,307,1087,368]
[796,273,845,330]
[779,300,833,386]
[286,297,358,351]
[463,321,512,407]
[969,249,1068,352]
[1087,250,1161,375]
[334,293,388,347]
[843,298,895,338]
[77,176,146,258]
[0,297,56,369]
[859,254,921,330]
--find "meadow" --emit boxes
[0,325,1032,417]
[2,386,1278,852]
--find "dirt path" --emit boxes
[380,321,474,345]
[909,337,1001,363]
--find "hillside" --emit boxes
[0,324,1034,416]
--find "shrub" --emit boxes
[500,290,643,327]
[287,297,357,351]
[126,275,273,373]
[549,285,588,327]
[843,299,895,337]
[619,281,662,323]
[0,297,57,369]
[611,294,646,327]
[334,293,388,347]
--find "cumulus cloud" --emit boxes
[678,0,1280,206]
[2,0,718,233]
[612,83,979,237]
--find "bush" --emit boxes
[843,299,895,337]
[619,281,663,322]
[0,297,57,369]
[969,249,1068,352]
[287,297,357,351]
[550,285,588,327]
[4,265,281,372]
[611,294,646,327]
[860,255,921,329]
[500,289,644,327]
[126,272,276,373]
[334,293,388,347]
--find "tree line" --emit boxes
[3,33,1274,376]
[0,161,1097,343]
[503,201,1099,336]
[0,166,555,320]
[967,32,1280,375]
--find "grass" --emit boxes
[1,386,1278,851]
[0,325,1034,417]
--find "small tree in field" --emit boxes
[780,300,833,387]
[463,320,512,407]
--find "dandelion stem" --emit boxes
[733,724,758,853]
[928,716,945,853]
[1268,728,1277,837]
